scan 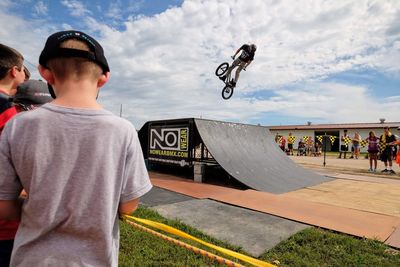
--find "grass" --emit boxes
[119,206,400,267]
[119,206,248,266]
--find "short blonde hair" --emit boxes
[47,39,102,81]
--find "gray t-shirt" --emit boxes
[0,103,152,266]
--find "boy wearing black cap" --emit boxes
[0,31,152,266]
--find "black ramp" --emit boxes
[194,119,332,194]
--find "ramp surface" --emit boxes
[195,119,332,194]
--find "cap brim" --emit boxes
[23,65,31,80]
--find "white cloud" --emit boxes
[249,82,400,123]
[1,0,400,128]
[34,1,48,16]
[61,0,91,17]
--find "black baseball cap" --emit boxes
[39,30,110,73]
[14,80,52,105]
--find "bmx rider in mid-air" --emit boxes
[220,44,257,87]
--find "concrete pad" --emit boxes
[211,190,400,241]
[151,199,309,257]
[150,172,400,241]
[284,179,400,217]
[140,187,193,207]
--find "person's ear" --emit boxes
[10,66,18,78]
[38,65,55,85]
[97,72,110,88]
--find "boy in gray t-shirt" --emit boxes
[0,30,152,266]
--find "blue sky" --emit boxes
[1,0,399,128]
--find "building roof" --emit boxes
[267,122,400,131]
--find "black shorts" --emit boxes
[0,239,14,267]
[340,145,348,152]
[380,149,393,162]
[288,144,293,149]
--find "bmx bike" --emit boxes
[215,59,236,100]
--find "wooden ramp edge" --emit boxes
[150,172,400,246]
[385,225,400,248]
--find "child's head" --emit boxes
[38,30,110,97]
[0,44,26,89]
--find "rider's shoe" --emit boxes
[219,75,226,81]
[230,80,236,87]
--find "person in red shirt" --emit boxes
[0,43,27,267]
[366,131,379,172]
[280,135,286,151]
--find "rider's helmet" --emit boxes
[250,44,257,51]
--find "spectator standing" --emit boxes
[351,132,361,159]
[0,30,152,266]
[338,129,350,159]
[0,43,27,267]
[274,133,279,143]
[0,44,27,134]
[287,132,295,155]
[279,135,286,152]
[379,127,397,174]
[306,137,314,156]
[366,131,379,172]
[393,127,400,160]
[389,127,400,166]
[297,138,306,156]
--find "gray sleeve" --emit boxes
[0,126,22,200]
[120,130,152,203]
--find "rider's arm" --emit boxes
[232,47,242,59]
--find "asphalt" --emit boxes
[140,187,309,257]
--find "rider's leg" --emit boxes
[223,59,240,81]
[233,61,246,85]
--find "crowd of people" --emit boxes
[338,127,399,173]
[0,31,152,266]
[275,132,322,157]
[276,127,399,174]
[275,132,322,156]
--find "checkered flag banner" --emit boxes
[329,136,336,145]
[343,136,352,145]
[316,135,323,143]
[288,135,296,144]
[379,139,386,153]
[303,136,310,142]
[360,139,368,148]
[277,136,283,144]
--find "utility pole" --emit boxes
[323,132,327,167]
[119,104,123,117]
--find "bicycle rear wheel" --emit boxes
[221,85,234,100]
[215,62,229,76]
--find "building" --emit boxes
[267,119,400,152]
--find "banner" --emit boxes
[148,125,190,166]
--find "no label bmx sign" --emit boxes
[149,126,189,166]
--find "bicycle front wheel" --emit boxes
[221,85,234,100]
[215,62,229,76]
